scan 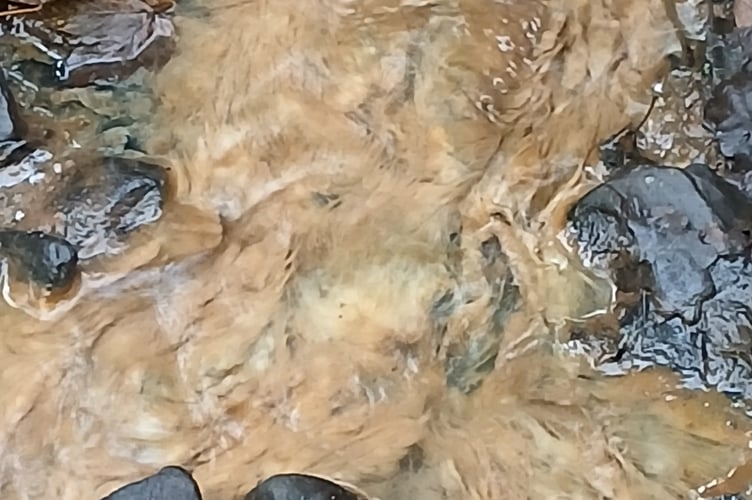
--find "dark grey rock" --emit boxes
[706,73,752,172]
[245,474,363,500]
[0,230,78,291]
[567,163,752,400]
[570,164,751,320]
[101,466,202,500]
[707,27,752,78]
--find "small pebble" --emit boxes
[28,172,46,184]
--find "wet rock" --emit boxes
[705,71,752,171]
[100,466,202,500]
[706,26,752,87]
[0,230,77,291]
[6,0,175,87]
[0,151,167,260]
[570,165,737,320]
[245,474,365,500]
[567,163,752,400]
[0,138,50,179]
[55,157,167,259]
[704,19,752,172]
[0,69,26,141]
[598,128,641,172]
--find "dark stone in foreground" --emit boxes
[245,474,363,500]
[101,466,201,500]
[0,230,78,291]
[568,163,752,400]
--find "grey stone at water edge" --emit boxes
[100,466,202,500]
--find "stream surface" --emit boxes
[4,0,752,499]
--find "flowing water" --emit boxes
[2,0,752,499]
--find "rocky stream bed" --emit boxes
[5,0,752,498]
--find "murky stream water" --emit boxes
[3,0,752,499]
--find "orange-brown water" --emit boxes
[2,0,752,499]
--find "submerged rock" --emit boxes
[0,229,77,291]
[434,229,522,394]
[0,152,167,260]
[54,156,167,258]
[0,69,25,142]
[0,139,51,182]
[245,474,366,500]
[567,163,752,400]
[100,466,202,500]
